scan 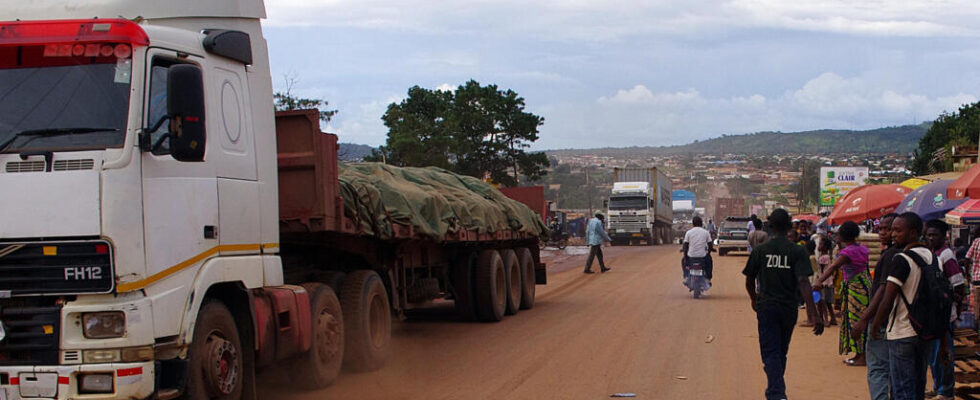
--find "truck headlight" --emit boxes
[83,312,126,339]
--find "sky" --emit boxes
[262,0,980,150]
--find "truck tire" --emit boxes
[516,247,536,310]
[340,270,391,372]
[452,251,478,321]
[500,249,521,316]
[183,301,244,400]
[475,249,506,322]
[290,283,344,389]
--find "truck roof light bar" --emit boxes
[0,19,149,47]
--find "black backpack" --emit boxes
[890,248,953,341]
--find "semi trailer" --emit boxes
[0,3,547,399]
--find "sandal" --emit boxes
[844,358,866,367]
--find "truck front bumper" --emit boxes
[0,361,153,400]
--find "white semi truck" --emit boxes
[0,2,547,399]
[606,167,673,246]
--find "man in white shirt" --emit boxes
[870,212,935,400]
[683,216,714,281]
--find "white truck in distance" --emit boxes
[606,167,673,245]
[0,2,547,399]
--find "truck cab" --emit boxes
[0,3,280,398]
[606,182,655,245]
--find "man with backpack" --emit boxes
[870,212,953,400]
[924,219,966,400]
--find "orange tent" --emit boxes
[947,163,980,199]
[828,184,913,225]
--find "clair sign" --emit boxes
[820,167,869,206]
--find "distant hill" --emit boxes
[338,143,376,161]
[548,124,929,156]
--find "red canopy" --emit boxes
[947,163,980,199]
[828,184,913,225]
[945,199,980,226]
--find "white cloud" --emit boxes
[265,0,980,39]
[532,72,975,149]
[434,83,455,92]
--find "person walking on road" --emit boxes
[743,208,824,400]
[585,213,612,274]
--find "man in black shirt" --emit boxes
[851,213,898,400]
[743,209,824,400]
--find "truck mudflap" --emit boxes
[0,361,154,399]
[535,262,547,285]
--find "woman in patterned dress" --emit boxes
[813,221,870,366]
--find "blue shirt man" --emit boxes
[584,213,612,273]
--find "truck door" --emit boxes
[139,51,220,338]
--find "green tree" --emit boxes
[911,102,980,174]
[273,75,338,123]
[371,80,547,187]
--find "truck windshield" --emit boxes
[0,44,131,154]
[609,196,647,210]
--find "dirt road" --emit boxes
[259,245,869,399]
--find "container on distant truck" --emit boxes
[0,4,548,399]
[606,167,673,245]
[713,197,747,222]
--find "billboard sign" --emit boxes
[820,167,869,206]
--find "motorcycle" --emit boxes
[684,257,711,298]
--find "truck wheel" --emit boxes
[475,249,506,322]
[516,247,536,310]
[340,270,391,372]
[452,251,478,321]
[500,249,522,316]
[184,301,243,400]
[291,283,344,389]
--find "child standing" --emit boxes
[816,236,838,326]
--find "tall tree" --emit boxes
[371,80,547,187]
[911,102,980,174]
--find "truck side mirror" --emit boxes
[167,65,206,162]
[602,199,609,209]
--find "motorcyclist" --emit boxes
[682,216,714,282]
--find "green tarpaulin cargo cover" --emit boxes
[338,163,548,242]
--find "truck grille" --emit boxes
[0,298,61,365]
[0,241,113,296]
[609,216,647,230]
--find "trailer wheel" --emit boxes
[291,283,344,389]
[500,249,522,316]
[475,249,506,322]
[184,301,243,400]
[452,251,478,321]
[517,247,536,310]
[340,270,391,371]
